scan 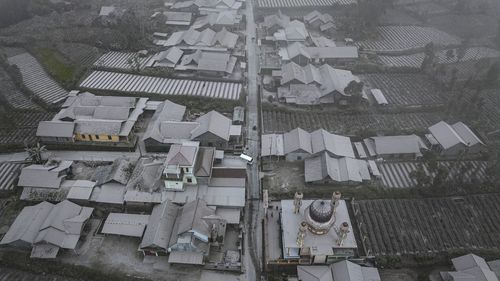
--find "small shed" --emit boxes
[101,213,150,237]
[370,89,388,106]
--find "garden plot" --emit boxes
[56,42,101,67]
[468,89,500,132]
[257,0,355,8]
[0,162,26,191]
[377,160,489,188]
[353,194,500,256]
[359,74,445,107]
[93,51,153,71]
[80,71,242,100]
[0,68,41,110]
[7,53,68,105]
[262,109,444,135]
[0,111,54,149]
[378,47,500,68]
[356,26,461,53]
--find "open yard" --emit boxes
[262,108,444,135]
[353,194,500,256]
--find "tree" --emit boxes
[25,142,47,164]
[344,80,364,106]
[421,42,435,72]
[410,163,431,188]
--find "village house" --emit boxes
[297,260,381,281]
[143,103,242,152]
[363,135,428,159]
[276,62,361,105]
[427,121,485,157]
[36,92,148,148]
[0,200,93,259]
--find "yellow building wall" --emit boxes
[74,133,120,142]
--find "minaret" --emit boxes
[293,192,303,214]
[336,222,350,246]
[331,191,341,215]
[296,221,307,247]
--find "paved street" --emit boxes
[243,0,263,280]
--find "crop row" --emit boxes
[262,109,444,135]
[354,194,500,256]
[360,73,445,106]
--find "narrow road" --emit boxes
[243,0,263,280]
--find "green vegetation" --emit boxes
[33,47,77,87]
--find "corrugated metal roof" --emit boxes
[102,213,150,237]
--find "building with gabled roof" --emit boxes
[279,43,358,66]
[262,11,290,34]
[304,153,372,184]
[277,62,360,105]
[147,47,184,68]
[303,10,334,29]
[310,129,355,158]
[427,121,485,157]
[163,27,238,50]
[273,20,309,44]
[168,198,226,265]
[297,260,381,281]
[143,105,240,152]
[140,200,180,256]
[364,135,428,159]
[36,92,148,147]
[440,254,499,281]
[18,160,73,189]
[164,11,193,26]
[0,200,93,259]
[284,127,313,161]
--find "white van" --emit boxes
[240,153,253,164]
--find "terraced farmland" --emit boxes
[0,162,26,191]
[93,51,153,70]
[356,26,461,53]
[377,160,489,188]
[378,47,500,68]
[7,53,68,105]
[469,89,500,131]
[0,68,41,111]
[354,194,500,256]
[0,268,76,281]
[257,0,356,8]
[80,71,242,100]
[360,74,445,107]
[262,109,444,135]
[0,111,54,149]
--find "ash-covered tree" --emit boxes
[344,80,364,106]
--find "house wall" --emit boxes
[75,133,120,142]
[285,152,310,161]
[194,132,229,150]
[39,136,73,143]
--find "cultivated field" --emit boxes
[377,160,489,188]
[0,162,25,191]
[93,51,153,71]
[378,47,500,68]
[356,26,461,53]
[7,52,68,104]
[80,71,242,100]
[468,89,500,132]
[0,268,77,281]
[257,0,355,8]
[360,74,445,107]
[56,42,101,68]
[354,194,500,256]
[0,67,41,111]
[262,109,444,135]
[0,111,54,149]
